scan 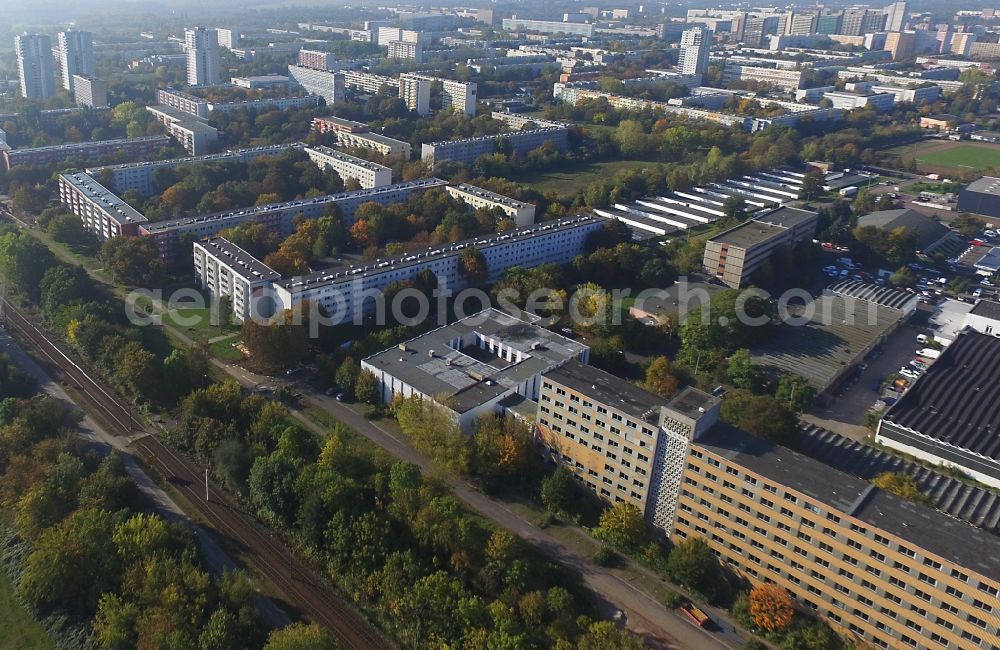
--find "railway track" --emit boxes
[1,297,391,650]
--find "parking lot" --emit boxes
[805,318,930,440]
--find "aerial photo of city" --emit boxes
[0,0,998,648]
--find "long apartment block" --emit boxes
[304,145,392,188]
[421,125,569,169]
[155,87,318,118]
[535,359,1000,650]
[445,183,536,226]
[195,214,606,323]
[2,135,172,172]
[287,65,345,104]
[399,73,477,116]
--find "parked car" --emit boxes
[916,334,928,344]
[900,368,921,380]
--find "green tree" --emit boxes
[614,119,650,157]
[540,467,576,513]
[334,358,360,395]
[577,621,644,650]
[458,246,488,286]
[354,369,381,405]
[953,213,986,238]
[664,536,725,600]
[799,170,825,200]
[721,390,797,444]
[264,623,340,650]
[594,502,647,550]
[98,237,164,286]
[240,308,308,374]
[725,348,759,390]
[773,374,815,412]
[0,231,57,300]
[642,356,679,398]
[890,265,916,288]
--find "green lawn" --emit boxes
[514,159,666,196]
[209,334,244,361]
[915,144,1000,172]
[0,571,53,650]
[163,307,239,343]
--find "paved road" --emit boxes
[0,328,290,628]
[222,363,745,650]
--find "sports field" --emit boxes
[513,159,662,196]
[891,140,1000,176]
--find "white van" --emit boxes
[916,334,928,344]
[916,348,941,360]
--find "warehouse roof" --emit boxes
[882,330,1000,462]
[970,299,1000,321]
[857,209,951,252]
[827,280,920,311]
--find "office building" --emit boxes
[399,74,431,115]
[15,33,56,100]
[57,30,94,93]
[287,65,345,104]
[884,1,908,32]
[421,125,569,170]
[303,145,392,189]
[536,361,720,524]
[297,49,337,71]
[185,27,220,86]
[363,308,591,430]
[376,27,424,46]
[703,206,819,288]
[678,424,1000,650]
[445,183,536,226]
[2,135,171,172]
[386,40,423,63]
[678,26,712,79]
[723,63,802,90]
[71,74,108,108]
[501,18,595,37]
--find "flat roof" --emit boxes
[197,237,281,281]
[90,143,299,173]
[314,115,369,129]
[970,299,1000,321]
[173,121,219,135]
[883,330,1000,461]
[543,359,667,423]
[277,214,606,292]
[363,308,588,413]
[696,424,1000,581]
[10,135,169,155]
[827,280,919,311]
[148,104,207,122]
[450,183,530,209]
[339,131,410,147]
[233,75,289,83]
[709,218,790,249]
[305,145,392,172]
[60,172,148,226]
[752,292,904,390]
[975,246,1000,272]
[963,176,1000,196]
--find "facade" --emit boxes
[71,75,108,108]
[57,30,95,92]
[303,145,392,189]
[168,120,219,155]
[823,91,896,111]
[312,116,368,135]
[399,74,431,115]
[2,135,172,172]
[445,183,536,226]
[885,31,916,62]
[58,172,148,239]
[957,176,1000,218]
[723,63,802,90]
[678,26,711,79]
[216,28,240,50]
[386,40,423,63]
[156,87,318,117]
[287,65,345,104]
[703,206,819,288]
[15,33,56,100]
[965,300,1000,337]
[501,18,595,37]
[421,126,569,169]
[877,330,1000,489]
[185,27,221,86]
[231,75,289,89]
[193,238,281,320]
[297,49,337,71]
[336,131,411,158]
[363,309,591,431]
[871,83,940,104]
[678,425,1000,650]
[342,70,395,94]
[536,361,720,528]
[884,1,908,32]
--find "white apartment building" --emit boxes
[58,172,148,239]
[57,30,95,92]
[72,74,108,108]
[723,62,802,90]
[216,28,241,50]
[185,27,221,86]
[304,145,392,188]
[871,83,941,104]
[421,126,569,169]
[15,33,56,100]
[335,131,412,159]
[445,183,536,226]
[169,120,219,155]
[342,70,396,94]
[823,90,896,111]
[678,26,711,79]
[399,74,431,115]
[387,40,423,63]
[287,65,345,104]
[376,27,424,45]
[193,238,281,320]
[501,18,594,37]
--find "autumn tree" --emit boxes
[665,536,727,600]
[642,356,679,398]
[469,415,534,486]
[458,246,488,286]
[240,307,309,373]
[872,471,929,504]
[720,390,797,444]
[594,502,647,550]
[99,237,164,286]
[264,623,339,650]
[748,583,794,632]
[354,369,381,405]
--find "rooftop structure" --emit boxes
[958,176,1000,219]
[857,208,965,257]
[362,309,590,430]
[878,330,1000,489]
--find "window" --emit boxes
[898,545,916,558]
[760,498,773,508]
[764,484,777,494]
[967,614,988,629]
[935,617,953,631]
[885,593,902,605]
[918,573,937,587]
[950,569,967,582]
[978,581,999,598]
[960,631,982,645]
[870,550,885,562]
[873,533,890,545]
[923,558,942,570]
[909,605,926,617]
[780,507,794,517]
[913,588,932,602]
[972,599,993,613]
